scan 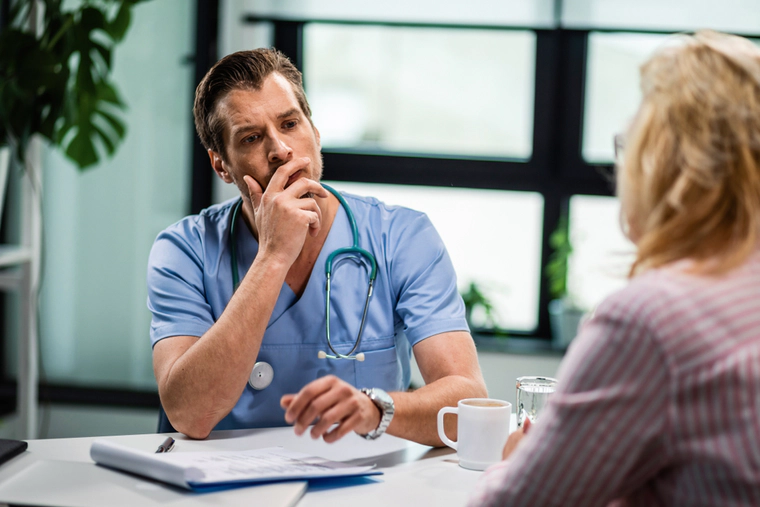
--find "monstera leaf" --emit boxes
[0,0,147,170]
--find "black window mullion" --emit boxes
[190,0,220,215]
[532,29,565,339]
[273,20,305,71]
[262,21,614,341]
[323,152,537,190]
[557,31,592,180]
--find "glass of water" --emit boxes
[516,376,558,427]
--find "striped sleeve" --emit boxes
[468,287,673,507]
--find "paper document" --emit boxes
[90,440,381,491]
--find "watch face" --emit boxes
[370,389,394,413]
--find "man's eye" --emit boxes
[283,120,297,129]
[243,134,259,144]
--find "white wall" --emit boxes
[30,0,193,391]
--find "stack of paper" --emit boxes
[90,440,382,491]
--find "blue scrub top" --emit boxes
[147,191,469,430]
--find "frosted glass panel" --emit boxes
[219,0,273,58]
[563,0,760,35]
[582,32,667,163]
[242,0,556,27]
[305,25,536,160]
[32,0,194,390]
[567,195,634,312]
[326,181,544,331]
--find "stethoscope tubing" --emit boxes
[229,183,376,363]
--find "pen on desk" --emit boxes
[155,437,175,453]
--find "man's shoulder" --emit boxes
[160,198,239,239]
[339,192,427,223]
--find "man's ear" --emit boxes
[314,126,321,147]
[208,149,233,183]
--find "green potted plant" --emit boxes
[461,281,508,338]
[545,213,585,348]
[0,0,146,169]
[0,0,146,440]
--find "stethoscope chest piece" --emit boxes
[248,361,274,390]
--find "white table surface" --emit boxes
[0,422,511,507]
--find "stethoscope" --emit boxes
[229,184,377,390]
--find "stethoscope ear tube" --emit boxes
[318,350,365,361]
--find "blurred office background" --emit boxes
[1,0,759,439]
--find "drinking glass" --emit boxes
[516,376,557,427]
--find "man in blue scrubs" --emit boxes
[148,48,487,445]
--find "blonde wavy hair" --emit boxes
[620,30,760,277]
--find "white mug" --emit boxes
[437,398,511,471]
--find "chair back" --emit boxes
[157,404,177,433]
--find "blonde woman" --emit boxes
[470,30,760,506]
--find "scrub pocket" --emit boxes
[354,345,403,392]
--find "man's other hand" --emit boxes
[280,375,382,443]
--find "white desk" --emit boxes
[0,426,488,507]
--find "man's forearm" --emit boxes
[387,375,488,447]
[156,255,289,438]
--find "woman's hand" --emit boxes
[502,417,532,459]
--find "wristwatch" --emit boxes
[360,388,395,440]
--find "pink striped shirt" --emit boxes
[469,251,760,506]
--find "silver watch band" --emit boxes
[360,388,395,440]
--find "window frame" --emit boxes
[13,5,711,415]
[226,18,616,340]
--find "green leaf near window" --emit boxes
[0,0,148,170]
[545,213,573,300]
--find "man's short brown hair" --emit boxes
[193,48,312,160]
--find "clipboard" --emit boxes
[90,439,382,491]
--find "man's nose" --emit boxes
[267,132,293,163]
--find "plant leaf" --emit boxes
[108,2,132,42]
[96,80,124,106]
[65,129,99,168]
[80,6,106,33]
[91,40,112,71]
[1,0,137,171]
[92,122,116,156]
[97,108,126,139]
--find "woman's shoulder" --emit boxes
[595,254,760,331]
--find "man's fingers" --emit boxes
[294,387,344,434]
[267,157,311,192]
[284,176,329,200]
[284,376,367,441]
[523,417,532,434]
[323,412,363,443]
[307,396,359,439]
[243,175,263,209]
[284,377,333,424]
[305,206,322,236]
[280,394,295,409]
